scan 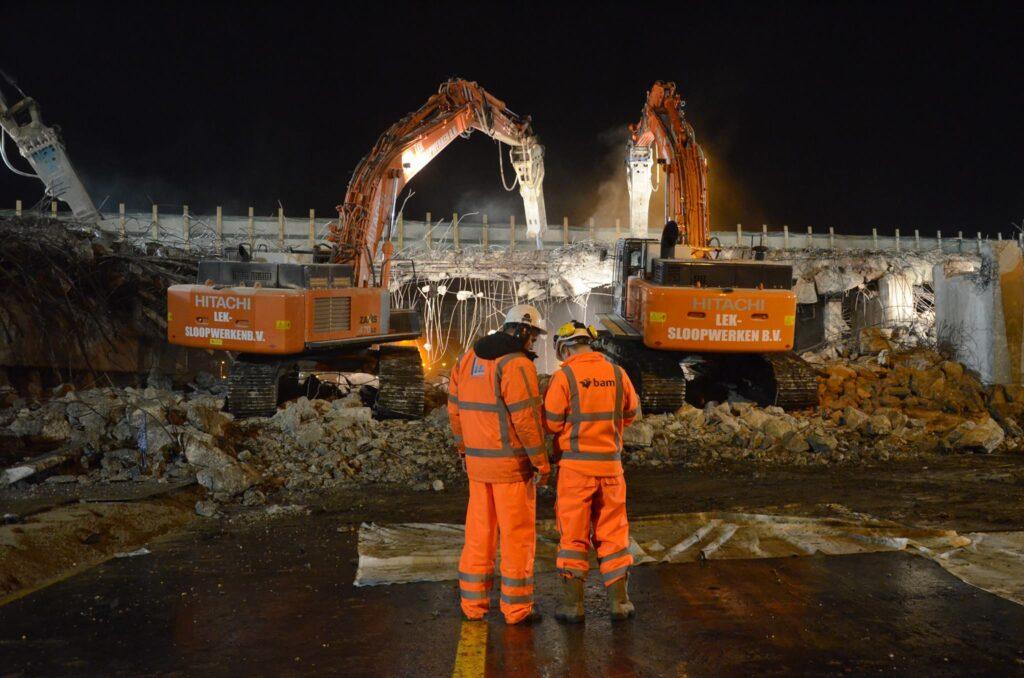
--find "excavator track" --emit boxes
[596,337,687,415]
[597,338,818,413]
[375,346,425,418]
[761,352,820,410]
[228,361,299,418]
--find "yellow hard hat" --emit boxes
[553,321,598,351]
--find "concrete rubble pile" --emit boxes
[2,349,1021,511]
[0,378,461,507]
[230,393,458,495]
[627,347,1020,468]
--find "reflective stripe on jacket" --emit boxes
[543,351,639,477]
[448,348,549,483]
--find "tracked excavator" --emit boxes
[596,81,818,413]
[167,79,548,417]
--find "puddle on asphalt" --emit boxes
[355,513,1024,606]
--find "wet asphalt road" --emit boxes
[2,510,1023,677]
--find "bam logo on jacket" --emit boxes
[471,360,486,377]
[580,377,615,388]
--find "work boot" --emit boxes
[554,577,585,624]
[508,609,543,625]
[608,575,635,621]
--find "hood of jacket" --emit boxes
[473,332,536,361]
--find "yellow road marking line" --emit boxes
[452,619,488,677]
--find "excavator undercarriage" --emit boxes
[595,324,819,415]
[227,345,424,419]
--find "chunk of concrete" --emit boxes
[806,428,839,453]
[867,415,893,436]
[623,421,654,448]
[793,279,818,305]
[814,268,863,296]
[948,417,1005,453]
[184,433,256,495]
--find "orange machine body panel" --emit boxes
[167,284,389,355]
[632,279,796,353]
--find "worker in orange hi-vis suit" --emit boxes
[544,320,640,623]
[448,304,550,625]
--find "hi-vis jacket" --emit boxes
[448,341,550,484]
[543,352,639,476]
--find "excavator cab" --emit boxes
[612,238,656,318]
[599,236,818,413]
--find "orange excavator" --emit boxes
[167,79,548,417]
[597,81,818,412]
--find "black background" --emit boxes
[2,1,1022,234]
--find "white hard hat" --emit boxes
[504,304,547,334]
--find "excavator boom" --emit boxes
[168,79,546,418]
[626,81,708,247]
[599,82,818,415]
[331,79,548,287]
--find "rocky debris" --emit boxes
[943,417,1005,453]
[183,431,257,495]
[806,429,839,453]
[841,407,869,430]
[813,348,1019,453]
[185,396,233,437]
[195,499,220,517]
[621,350,1022,468]
[0,382,232,489]
[1,348,1021,503]
[623,421,655,448]
[866,414,893,436]
[236,393,459,493]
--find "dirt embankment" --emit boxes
[0,487,199,601]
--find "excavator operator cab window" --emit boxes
[613,238,655,317]
[628,248,644,271]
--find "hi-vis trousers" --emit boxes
[458,479,536,624]
[555,466,632,586]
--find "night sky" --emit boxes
[2,2,1022,235]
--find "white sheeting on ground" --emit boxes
[355,512,1024,606]
[933,531,1024,605]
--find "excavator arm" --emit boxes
[330,79,547,288]
[0,76,100,223]
[627,81,709,249]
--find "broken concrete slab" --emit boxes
[814,268,863,296]
[1,441,88,486]
[945,417,1005,454]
